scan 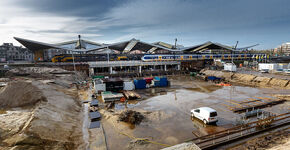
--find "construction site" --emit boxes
[0,37,289,150]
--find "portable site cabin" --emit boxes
[224,63,237,72]
[258,63,277,71]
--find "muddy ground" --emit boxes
[96,75,290,150]
[0,66,289,150]
[0,67,86,150]
[229,129,290,150]
[201,70,290,89]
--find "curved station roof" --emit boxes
[14,36,258,54]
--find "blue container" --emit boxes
[134,79,146,89]
[207,76,222,81]
[154,77,160,81]
[207,76,217,81]
[160,77,168,87]
[154,80,160,87]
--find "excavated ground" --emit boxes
[201,69,290,89]
[0,67,86,150]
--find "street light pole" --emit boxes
[72,50,76,73]
[107,46,109,63]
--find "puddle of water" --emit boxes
[103,77,290,150]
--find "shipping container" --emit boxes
[123,81,135,90]
[103,78,123,92]
[154,80,160,87]
[160,77,168,87]
[144,77,154,84]
[134,79,146,89]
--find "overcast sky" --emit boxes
[0,0,289,49]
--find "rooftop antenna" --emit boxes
[174,38,177,49]
[234,41,239,49]
[232,41,239,63]
[78,35,81,49]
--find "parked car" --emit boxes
[284,69,290,74]
[191,107,218,124]
[260,69,269,73]
[275,69,284,73]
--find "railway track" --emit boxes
[188,112,290,149]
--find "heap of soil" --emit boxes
[0,81,46,108]
[118,110,145,125]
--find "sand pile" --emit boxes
[0,81,46,108]
[202,69,290,88]
[9,67,69,74]
[0,80,84,150]
[269,78,289,87]
[6,67,71,78]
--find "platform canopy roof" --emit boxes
[14,37,181,54]
[87,38,182,53]
[180,41,235,53]
[14,37,244,54]
[14,37,105,52]
[152,41,184,50]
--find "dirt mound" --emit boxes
[5,67,71,78]
[232,73,256,82]
[0,81,46,108]
[269,78,289,87]
[9,67,68,74]
[0,80,84,150]
[118,110,145,125]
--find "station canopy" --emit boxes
[180,41,235,53]
[86,38,181,54]
[14,37,238,54]
[14,37,105,53]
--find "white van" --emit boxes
[191,107,218,124]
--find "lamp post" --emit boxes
[106,46,109,63]
[72,50,76,73]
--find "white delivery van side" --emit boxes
[191,107,218,124]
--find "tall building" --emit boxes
[0,43,34,62]
[274,42,290,56]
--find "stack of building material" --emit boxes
[103,78,123,92]
[122,90,141,100]
[123,81,135,90]
[92,75,104,79]
[134,79,146,89]
[101,91,123,102]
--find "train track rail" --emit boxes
[188,112,290,149]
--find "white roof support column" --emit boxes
[147,47,158,53]
[123,39,138,53]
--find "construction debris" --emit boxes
[118,110,145,125]
[223,97,286,113]
[101,91,123,102]
[122,90,141,100]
